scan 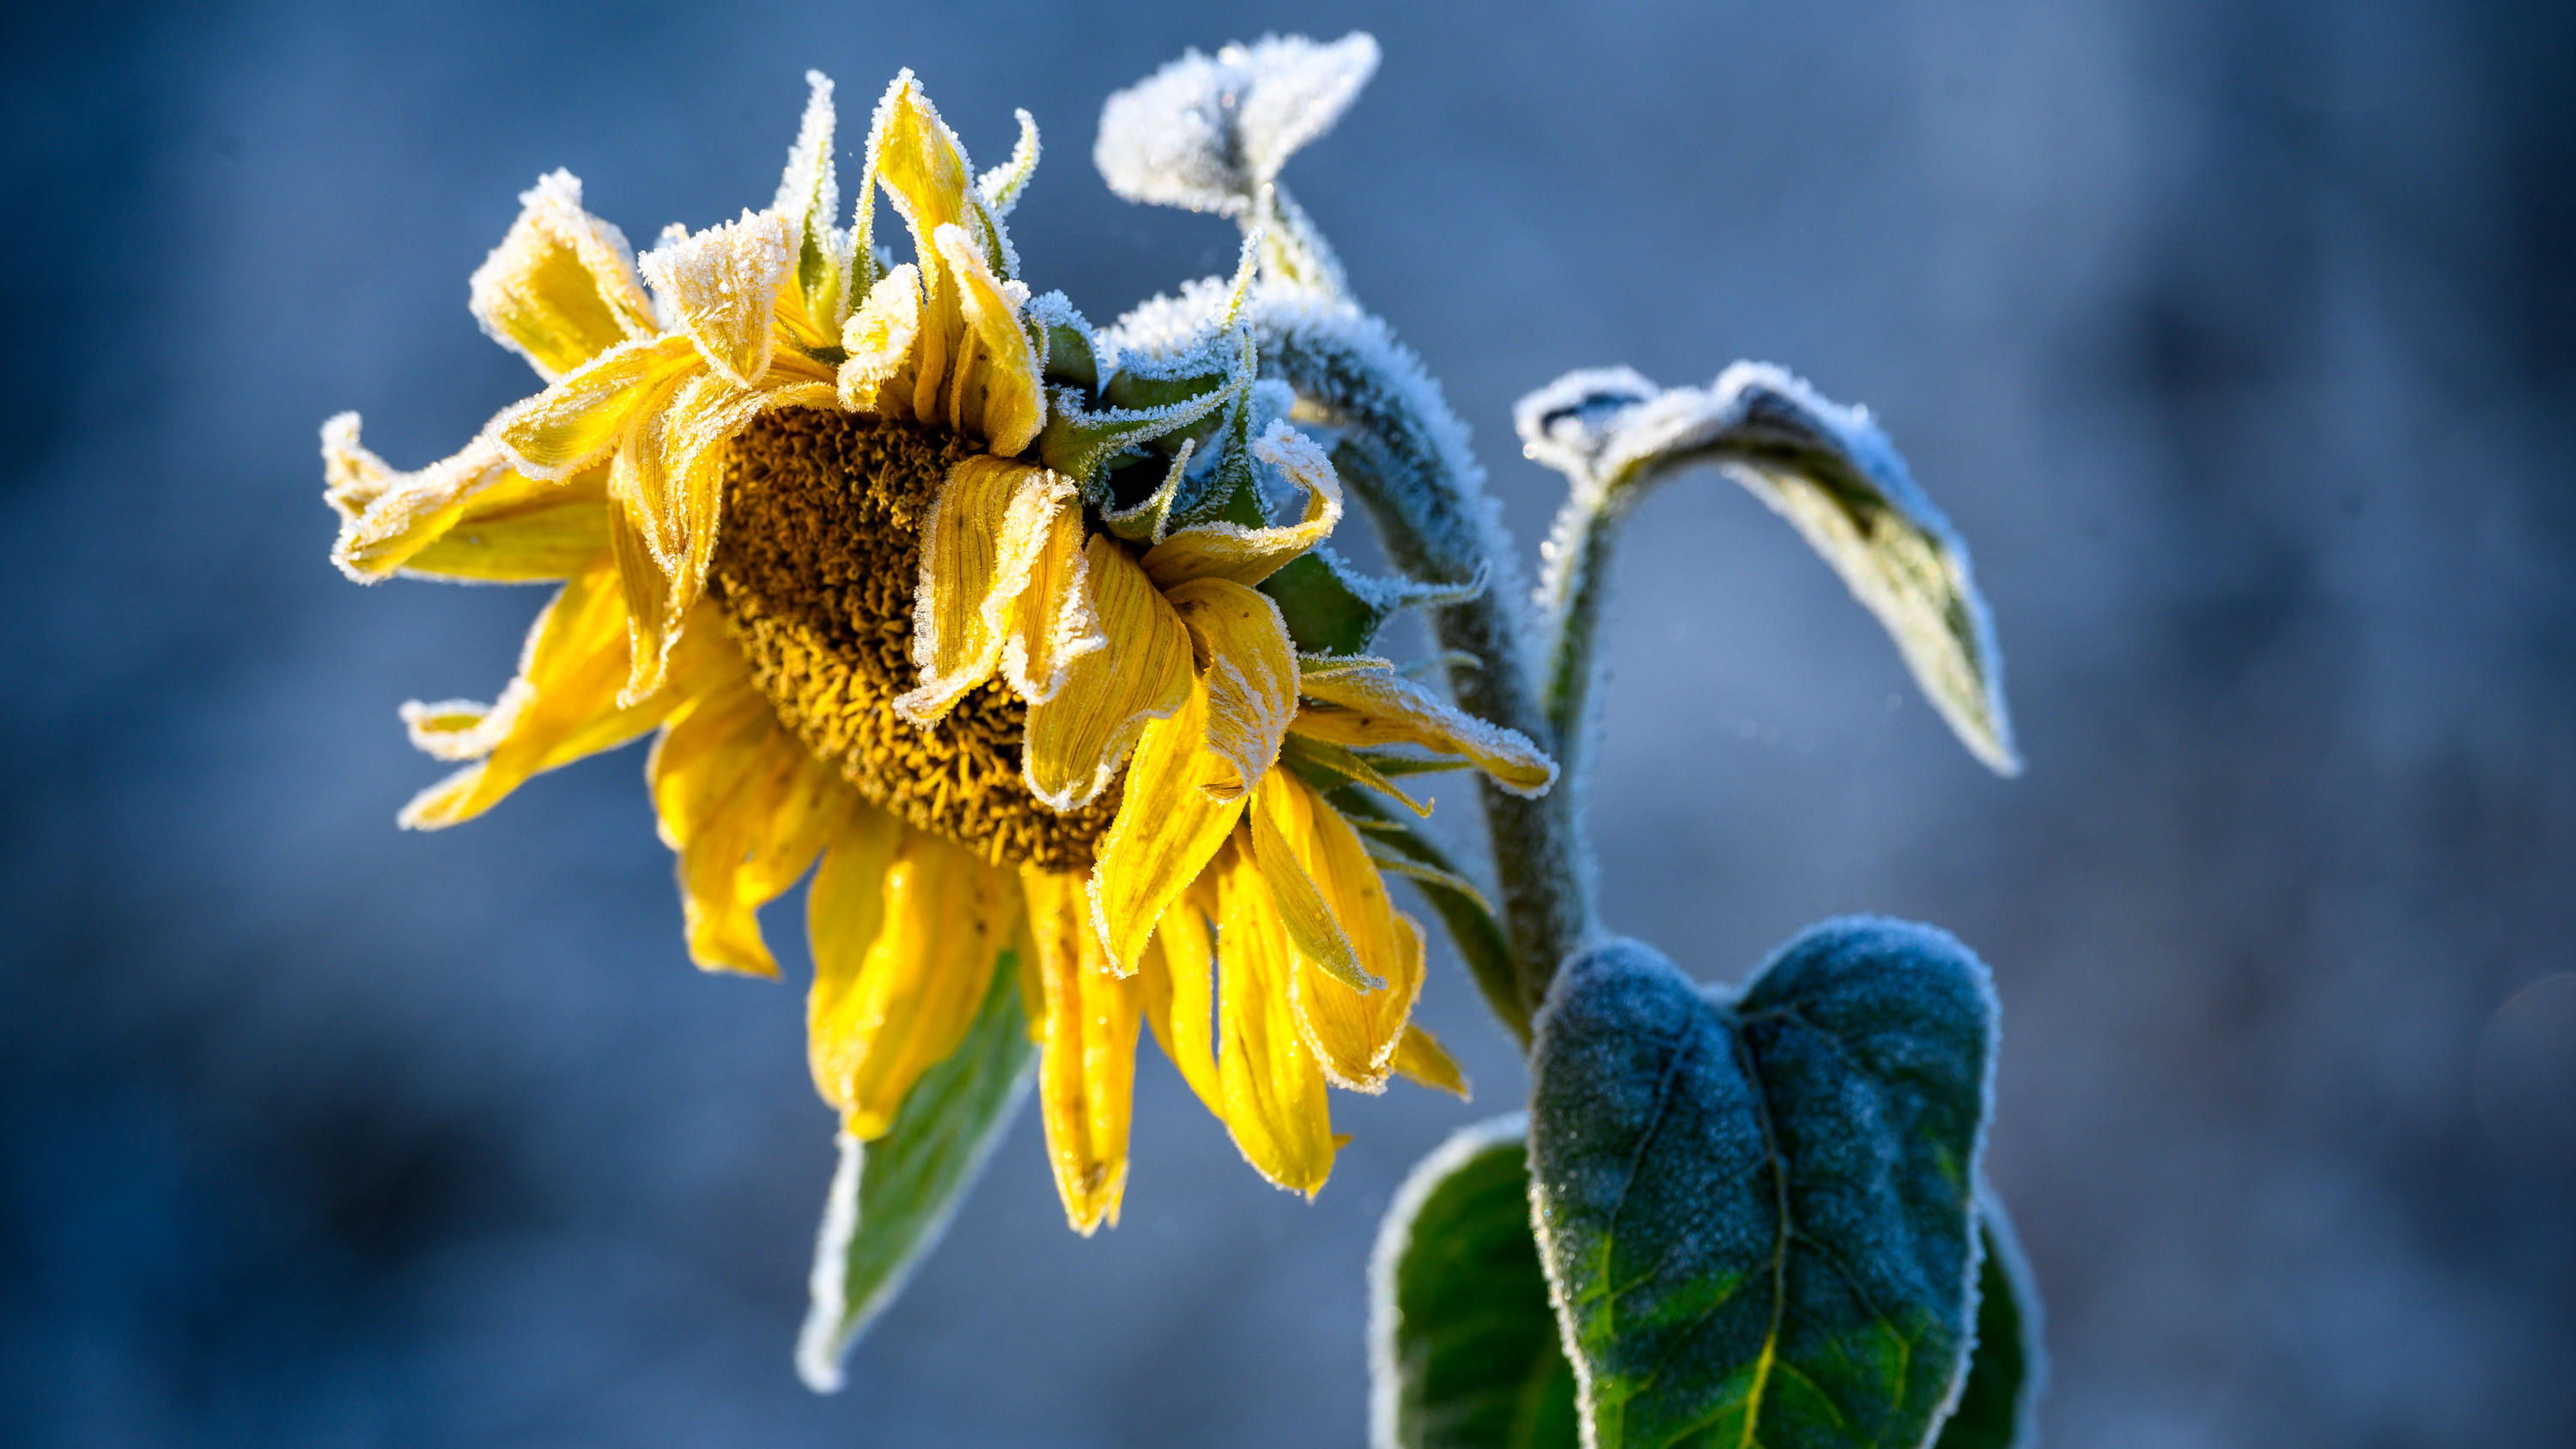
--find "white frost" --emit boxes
[1094,32,1381,215]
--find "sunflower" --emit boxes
[321,71,1555,1233]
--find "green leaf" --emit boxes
[1935,1194,2046,1449]
[1528,920,1998,1448]
[1370,1116,1580,1449]
[794,957,1035,1392]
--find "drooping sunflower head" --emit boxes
[322,70,1556,1238]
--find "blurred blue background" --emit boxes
[5,1,2573,1444]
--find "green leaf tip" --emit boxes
[796,959,1035,1393]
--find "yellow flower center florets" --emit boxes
[713,409,1119,870]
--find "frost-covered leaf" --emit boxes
[1518,362,2020,775]
[796,960,1033,1393]
[1094,32,1378,215]
[1370,1116,1579,1449]
[1935,1194,2046,1449]
[1528,922,1998,1448]
[1096,33,1377,292]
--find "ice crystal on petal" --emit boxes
[1094,32,1379,215]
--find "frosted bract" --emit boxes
[1094,32,1380,215]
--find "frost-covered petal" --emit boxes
[931,226,1044,453]
[1084,676,1248,974]
[1021,538,1188,811]
[639,210,797,390]
[324,417,605,583]
[773,70,855,332]
[395,561,724,828]
[895,458,1078,724]
[1000,501,1104,706]
[975,108,1041,219]
[807,820,1016,1138]
[1166,577,1298,799]
[1140,420,1343,589]
[1291,662,1558,797]
[1243,772,1376,997]
[837,264,922,412]
[493,333,702,478]
[1023,870,1143,1234]
[1214,841,1337,1195]
[467,169,657,379]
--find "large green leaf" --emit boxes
[794,958,1035,1392]
[1528,921,1998,1448]
[1934,1195,2046,1449]
[1370,1116,1579,1449]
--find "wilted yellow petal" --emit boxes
[1021,539,1188,811]
[1215,842,1336,1195]
[1256,773,1419,1088]
[1084,676,1247,973]
[807,822,1015,1137]
[1166,576,1298,800]
[1291,662,1558,797]
[639,209,796,389]
[468,169,657,379]
[932,224,1043,453]
[1140,421,1345,589]
[396,560,730,828]
[1390,1018,1470,1098]
[837,264,922,413]
[1245,780,1371,994]
[999,500,1103,705]
[1024,870,1143,1234]
[894,458,1076,724]
[607,371,839,702]
[648,686,811,977]
[324,417,608,583]
[1137,895,1221,1115]
[494,332,701,478]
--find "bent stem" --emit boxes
[1245,294,1598,1033]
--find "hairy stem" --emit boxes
[1246,293,1598,1024]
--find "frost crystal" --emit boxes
[1094,32,1380,215]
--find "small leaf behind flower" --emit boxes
[1528,922,1998,1448]
[1935,1193,2047,1449]
[796,957,1034,1393]
[1370,1116,1579,1449]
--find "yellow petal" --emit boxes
[1140,421,1345,589]
[1166,577,1299,800]
[894,458,1078,724]
[1021,539,1188,811]
[1390,1019,1470,1098]
[807,822,1016,1137]
[607,372,840,701]
[1215,841,1337,1195]
[638,210,796,389]
[467,169,657,379]
[837,264,922,413]
[932,223,1043,453]
[1245,777,1373,994]
[1291,663,1558,797]
[1137,894,1222,1115]
[1084,676,1248,974]
[999,498,1104,705]
[1024,870,1143,1234]
[1255,773,1419,1088]
[396,561,730,829]
[493,332,701,479]
[648,687,810,977]
[323,416,607,583]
